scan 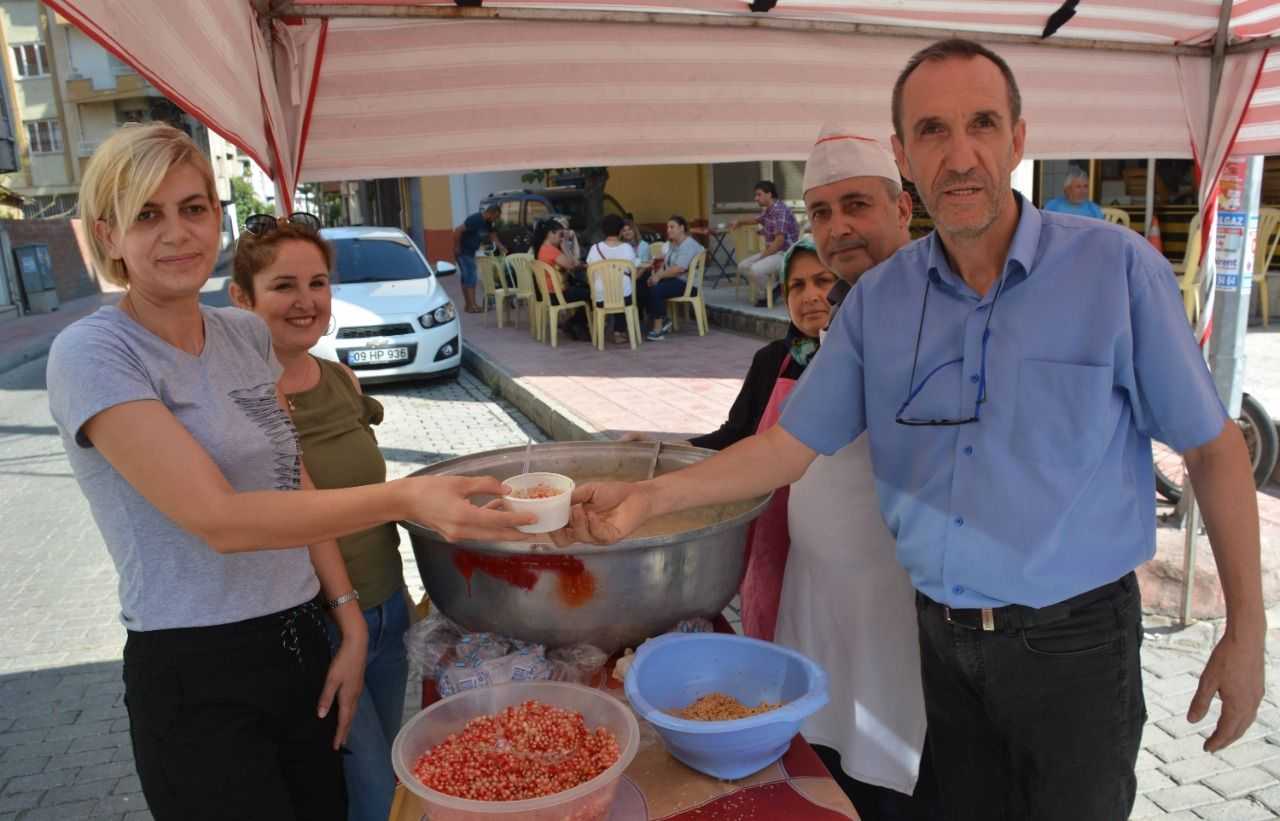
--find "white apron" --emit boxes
[774,433,926,795]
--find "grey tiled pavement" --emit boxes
[4,348,1280,819]
[1132,618,1280,819]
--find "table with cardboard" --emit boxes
[390,617,859,820]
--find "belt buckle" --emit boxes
[944,606,997,632]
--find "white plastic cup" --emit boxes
[503,472,575,534]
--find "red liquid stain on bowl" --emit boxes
[453,551,597,607]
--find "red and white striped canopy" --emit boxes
[340,0,1277,45]
[42,1,1280,208]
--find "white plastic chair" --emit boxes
[587,259,641,350]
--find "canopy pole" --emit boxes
[1144,158,1156,234]
[1181,0,1235,627]
[1206,0,1235,152]
[253,0,293,213]
[1186,156,1264,627]
[1228,34,1280,55]
[276,3,1207,57]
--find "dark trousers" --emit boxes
[914,573,1145,821]
[123,601,345,821]
[814,739,942,821]
[643,277,688,323]
[551,285,591,336]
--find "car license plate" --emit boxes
[349,347,409,365]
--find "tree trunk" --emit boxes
[583,167,610,244]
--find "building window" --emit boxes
[107,53,133,76]
[25,120,62,154]
[712,160,807,210]
[11,43,49,78]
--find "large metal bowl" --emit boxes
[403,441,771,653]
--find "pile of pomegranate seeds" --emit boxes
[412,700,620,802]
[510,483,563,500]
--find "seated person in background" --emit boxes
[643,215,702,341]
[586,214,637,345]
[556,217,582,261]
[533,219,591,342]
[621,218,652,271]
[731,180,801,306]
[1044,167,1105,219]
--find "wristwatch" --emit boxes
[325,589,360,609]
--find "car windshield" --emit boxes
[330,237,431,283]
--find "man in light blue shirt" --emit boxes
[1044,167,1105,219]
[556,38,1264,819]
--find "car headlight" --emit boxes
[418,303,457,329]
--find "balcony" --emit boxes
[64,73,157,104]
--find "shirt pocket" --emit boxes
[1012,359,1114,469]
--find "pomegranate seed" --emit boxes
[412,700,621,804]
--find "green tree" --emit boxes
[231,177,270,230]
[521,166,610,241]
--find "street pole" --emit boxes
[1208,155,1262,416]
[1181,155,1263,625]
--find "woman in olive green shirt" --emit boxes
[231,217,406,821]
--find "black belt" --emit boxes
[919,573,1135,633]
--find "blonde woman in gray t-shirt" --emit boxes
[46,124,533,821]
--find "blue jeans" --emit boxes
[456,254,478,287]
[326,591,411,821]
[644,277,687,323]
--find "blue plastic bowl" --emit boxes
[624,632,828,779]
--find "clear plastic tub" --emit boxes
[392,681,639,821]
[502,472,574,534]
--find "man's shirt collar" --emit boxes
[925,191,1041,298]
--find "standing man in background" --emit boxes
[453,204,505,314]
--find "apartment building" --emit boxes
[0,1,237,219]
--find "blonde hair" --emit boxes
[79,123,219,287]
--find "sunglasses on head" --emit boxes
[243,212,321,237]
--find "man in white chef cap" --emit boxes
[771,123,937,819]
[802,123,914,295]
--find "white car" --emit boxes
[311,226,461,382]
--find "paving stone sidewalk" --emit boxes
[1132,618,1280,820]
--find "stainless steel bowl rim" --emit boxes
[400,441,772,557]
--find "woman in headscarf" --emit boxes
[689,237,836,639]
